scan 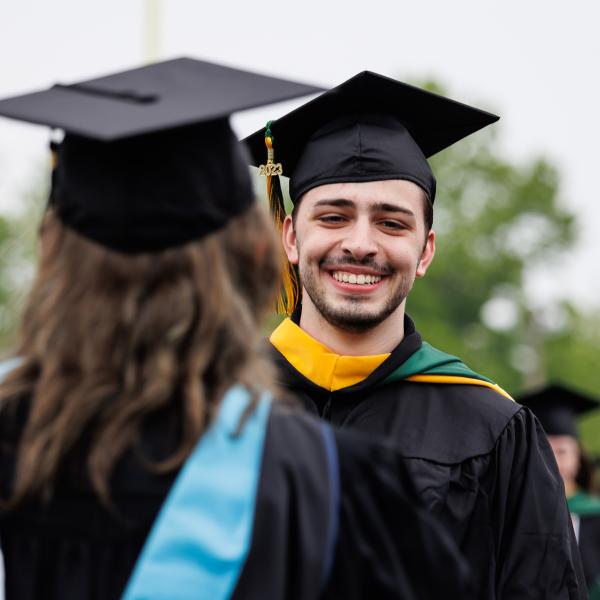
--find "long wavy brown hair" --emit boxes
[0,203,280,505]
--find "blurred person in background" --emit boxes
[519,384,600,598]
[0,60,471,600]
[245,72,587,599]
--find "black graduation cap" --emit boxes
[243,70,499,315]
[243,70,500,204]
[0,57,323,253]
[518,383,600,438]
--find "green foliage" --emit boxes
[409,125,577,392]
[0,167,46,353]
[406,83,600,453]
[545,311,600,454]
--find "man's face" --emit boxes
[282,179,435,332]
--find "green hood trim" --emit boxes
[589,578,600,600]
[568,491,600,517]
[383,342,495,385]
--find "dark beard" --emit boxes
[300,257,412,333]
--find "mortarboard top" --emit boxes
[243,70,499,204]
[518,383,600,438]
[0,57,323,141]
[0,58,323,253]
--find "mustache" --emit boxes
[320,256,392,276]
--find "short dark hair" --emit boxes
[422,190,434,232]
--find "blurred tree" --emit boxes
[409,122,576,391]
[545,310,600,454]
[0,167,46,353]
[407,82,600,451]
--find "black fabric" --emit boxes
[271,316,588,599]
[535,406,580,438]
[51,120,253,253]
[234,405,471,600]
[0,58,323,141]
[0,399,181,600]
[230,405,331,600]
[289,113,436,202]
[517,383,599,438]
[579,516,600,592]
[0,392,471,600]
[322,425,472,599]
[0,57,323,253]
[244,70,499,203]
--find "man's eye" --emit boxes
[379,220,405,230]
[319,214,346,224]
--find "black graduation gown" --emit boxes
[0,388,470,600]
[580,516,600,596]
[568,493,600,597]
[270,314,587,599]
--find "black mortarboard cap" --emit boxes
[0,57,323,253]
[244,70,499,204]
[518,383,600,438]
[244,71,499,315]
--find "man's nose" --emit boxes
[340,220,378,261]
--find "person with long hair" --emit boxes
[0,60,470,600]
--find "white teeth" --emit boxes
[332,271,382,285]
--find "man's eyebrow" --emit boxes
[371,202,416,218]
[312,198,355,209]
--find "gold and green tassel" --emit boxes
[259,121,300,315]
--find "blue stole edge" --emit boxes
[122,385,272,600]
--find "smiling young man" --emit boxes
[284,178,434,355]
[245,72,586,599]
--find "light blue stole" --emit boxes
[122,386,272,600]
[0,356,22,600]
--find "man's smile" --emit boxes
[319,258,392,294]
[332,271,382,285]
[324,268,389,295]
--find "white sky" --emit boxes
[1,0,599,308]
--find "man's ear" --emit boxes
[282,215,299,264]
[416,230,435,278]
